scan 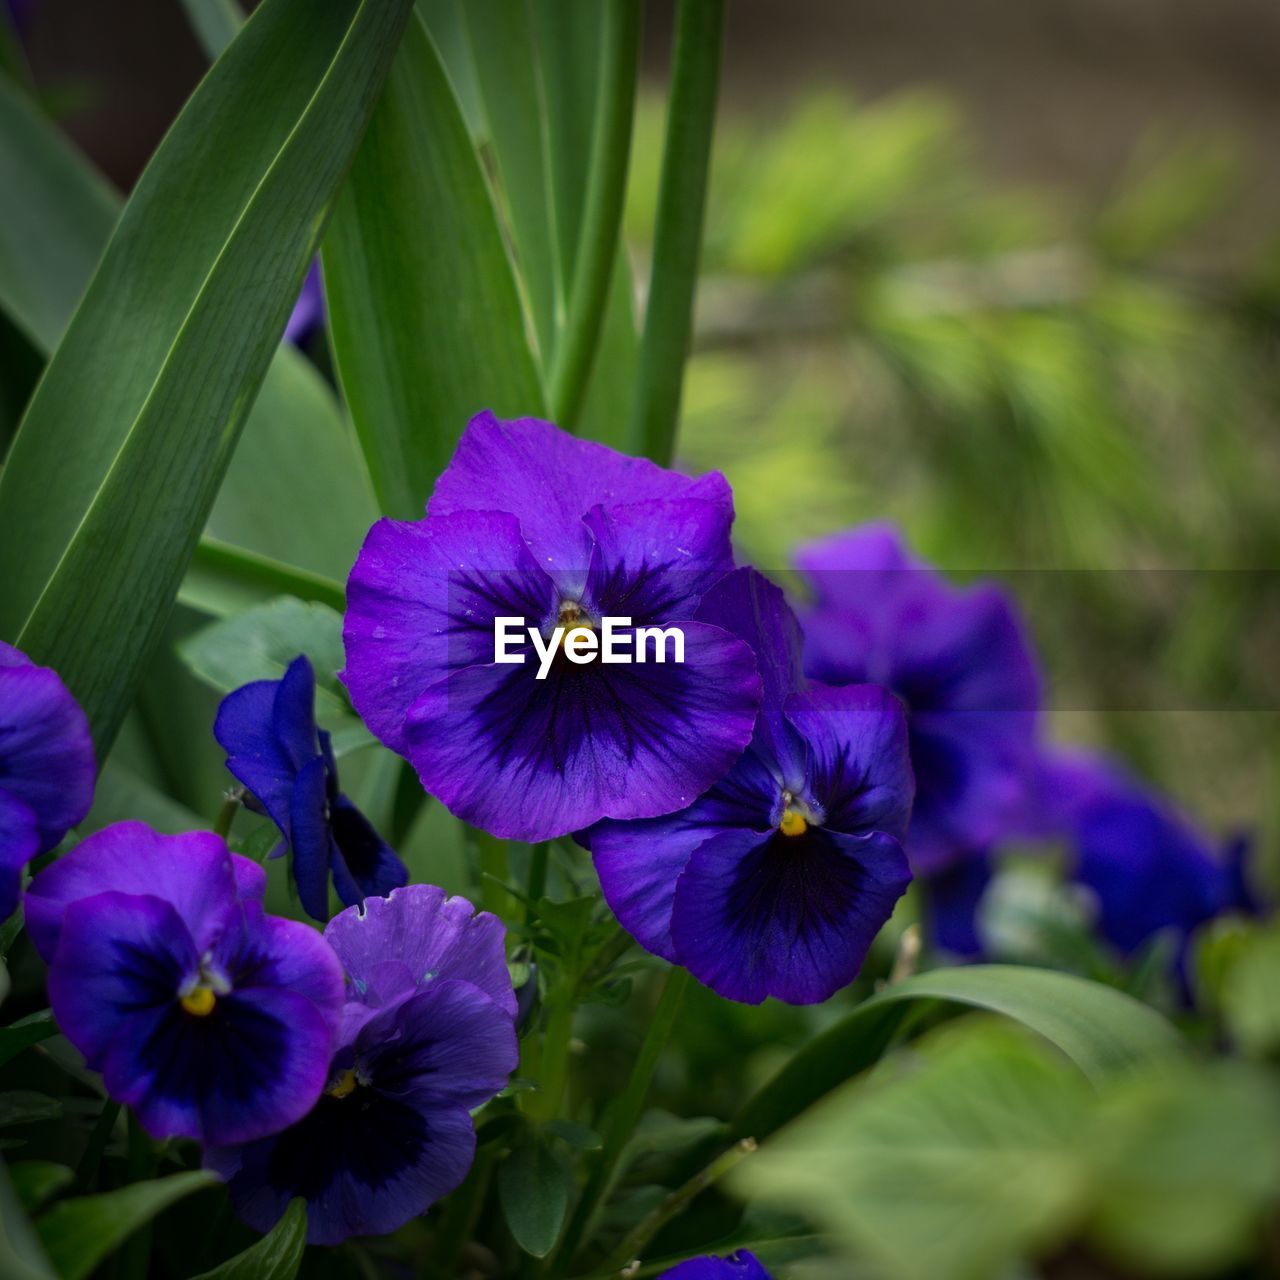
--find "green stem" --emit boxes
[526,842,550,921]
[211,790,241,840]
[433,1144,496,1278]
[553,967,689,1273]
[118,1113,157,1280]
[631,0,726,465]
[525,992,576,1124]
[473,827,519,920]
[592,1137,758,1277]
[548,0,641,428]
[75,1099,121,1192]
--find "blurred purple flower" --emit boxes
[26,821,344,1145]
[215,655,407,922]
[283,260,324,346]
[588,568,913,1005]
[795,524,1041,876]
[208,885,517,1245]
[0,642,95,920]
[659,1251,772,1279]
[1039,749,1260,956]
[343,412,760,842]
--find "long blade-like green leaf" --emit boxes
[733,964,1182,1143]
[323,12,545,519]
[456,0,561,364]
[0,0,414,752]
[0,76,116,354]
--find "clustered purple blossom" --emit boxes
[0,410,1262,1254]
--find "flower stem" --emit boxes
[594,1136,758,1276]
[548,0,641,429]
[526,991,576,1125]
[118,1111,158,1280]
[211,790,241,840]
[553,967,689,1273]
[526,842,550,920]
[74,1099,120,1191]
[631,0,727,466]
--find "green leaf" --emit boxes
[0,0,416,755]
[190,1197,307,1280]
[81,763,205,836]
[323,10,545,519]
[733,1020,1093,1280]
[182,539,346,620]
[1087,1062,1280,1274]
[0,1012,57,1069]
[178,596,347,713]
[180,0,245,61]
[0,1093,61,1127]
[498,1130,572,1258]
[0,1162,55,1280]
[9,1163,74,1215]
[1219,924,1280,1058]
[0,76,117,353]
[734,964,1182,1143]
[35,1171,217,1280]
[454,0,561,363]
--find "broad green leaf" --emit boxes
[178,596,347,712]
[0,1012,57,1069]
[0,1162,55,1280]
[455,0,561,363]
[324,11,545,519]
[0,0,415,755]
[578,250,638,450]
[734,964,1181,1143]
[190,1197,307,1280]
[9,1163,73,1215]
[0,1093,61,1127]
[0,76,116,353]
[498,1130,572,1258]
[734,1021,1093,1280]
[82,764,205,836]
[1086,1062,1280,1274]
[35,1171,217,1280]
[1219,924,1280,1058]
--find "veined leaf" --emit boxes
[733,964,1182,1143]
[498,1130,572,1258]
[190,1197,307,1280]
[324,10,545,519]
[0,0,415,753]
[35,1171,217,1280]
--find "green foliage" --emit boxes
[34,1171,217,1280]
[323,10,544,519]
[737,1020,1280,1280]
[189,1198,308,1280]
[498,1128,573,1257]
[0,0,415,754]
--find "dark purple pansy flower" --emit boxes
[215,655,407,922]
[343,412,761,842]
[208,885,517,1246]
[795,524,1040,877]
[659,1251,772,1279]
[0,641,95,920]
[925,850,993,959]
[25,821,343,1145]
[283,259,324,345]
[588,568,914,1006]
[1038,750,1257,956]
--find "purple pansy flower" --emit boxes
[924,850,993,959]
[215,655,407,922]
[659,1251,772,1279]
[25,821,344,1145]
[342,412,761,842]
[795,524,1040,876]
[283,259,324,346]
[587,568,914,1005]
[1038,750,1258,957]
[208,885,518,1246]
[0,642,95,920]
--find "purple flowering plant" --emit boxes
[0,4,1274,1278]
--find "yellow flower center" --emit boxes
[328,1068,359,1099]
[779,808,808,837]
[180,986,217,1017]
